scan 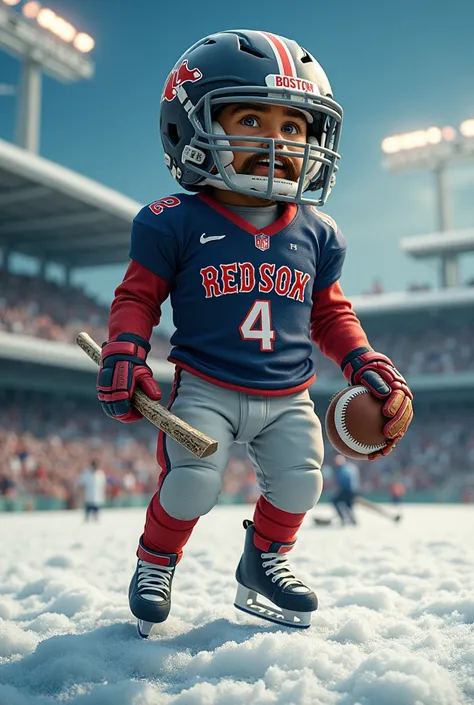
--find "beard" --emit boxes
[240,152,299,181]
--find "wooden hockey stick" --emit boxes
[76,332,218,459]
[355,496,401,522]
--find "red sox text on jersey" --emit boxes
[200,262,311,301]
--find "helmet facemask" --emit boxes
[183,86,342,206]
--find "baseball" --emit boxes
[325,385,388,460]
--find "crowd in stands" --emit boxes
[0,269,170,358]
[1,390,473,507]
[0,391,158,506]
[312,318,474,378]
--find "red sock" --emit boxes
[142,492,199,562]
[253,496,306,545]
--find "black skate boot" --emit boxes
[234,520,318,629]
[128,535,178,638]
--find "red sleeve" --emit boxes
[310,280,370,367]
[108,260,171,341]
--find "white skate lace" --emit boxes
[137,559,174,602]
[261,553,310,592]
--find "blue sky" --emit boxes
[1,0,474,328]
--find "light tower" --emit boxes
[381,119,474,288]
[0,0,94,153]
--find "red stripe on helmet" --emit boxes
[261,32,296,77]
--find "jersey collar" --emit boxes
[198,193,298,236]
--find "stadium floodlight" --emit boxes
[0,1,94,153]
[381,127,443,154]
[22,1,40,19]
[74,32,94,53]
[17,2,95,52]
[35,7,82,45]
[460,119,474,138]
[381,118,474,289]
[382,120,474,171]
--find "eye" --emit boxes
[240,115,260,128]
[282,122,299,135]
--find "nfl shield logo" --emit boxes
[255,234,270,251]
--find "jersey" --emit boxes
[129,192,347,395]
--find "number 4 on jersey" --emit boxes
[239,300,275,352]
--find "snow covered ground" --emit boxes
[0,503,473,705]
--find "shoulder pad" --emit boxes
[308,205,338,232]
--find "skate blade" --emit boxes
[137,619,154,638]
[234,583,312,629]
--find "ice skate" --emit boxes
[128,536,178,638]
[234,520,318,629]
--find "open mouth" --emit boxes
[241,153,298,181]
[252,158,287,176]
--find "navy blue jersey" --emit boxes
[130,193,346,394]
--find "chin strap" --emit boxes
[203,172,298,197]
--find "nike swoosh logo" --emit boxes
[200,233,226,244]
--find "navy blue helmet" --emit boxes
[160,30,343,206]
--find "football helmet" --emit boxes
[160,30,343,206]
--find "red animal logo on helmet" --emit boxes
[161,60,203,102]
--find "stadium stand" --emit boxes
[0,268,171,356]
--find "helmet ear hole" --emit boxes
[167,123,180,146]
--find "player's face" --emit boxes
[215,102,308,203]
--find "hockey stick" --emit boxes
[313,516,333,526]
[76,331,218,459]
[355,495,401,522]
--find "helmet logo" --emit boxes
[162,60,203,102]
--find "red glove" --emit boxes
[341,347,413,460]
[97,333,162,423]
